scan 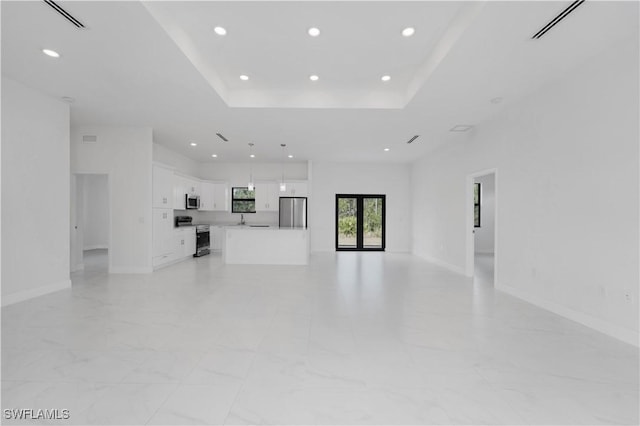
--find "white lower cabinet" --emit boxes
[153,214,197,268]
[174,227,196,258]
[153,208,174,266]
[210,226,224,251]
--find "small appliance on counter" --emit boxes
[279,197,307,229]
[175,215,193,227]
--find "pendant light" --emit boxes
[280,144,287,192]
[247,143,255,191]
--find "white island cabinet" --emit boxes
[223,227,309,265]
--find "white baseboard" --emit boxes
[109,266,153,274]
[499,285,639,347]
[413,252,466,275]
[2,280,72,306]
[83,245,108,251]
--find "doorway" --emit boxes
[71,173,111,275]
[335,194,385,251]
[466,170,497,286]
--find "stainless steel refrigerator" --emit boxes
[279,197,307,228]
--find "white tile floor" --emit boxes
[2,250,638,425]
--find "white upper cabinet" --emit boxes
[212,183,229,211]
[173,174,200,209]
[255,181,279,211]
[199,182,215,211]
[185,178,200,196]
[280,181,308,197]
[173,174,187,209]
[153,165,174,208]
[200,181,229,211]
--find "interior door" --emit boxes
[336,194,385,251]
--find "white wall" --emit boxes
[310,162,411,252]
[81,174,109,250]
[474,174,495,254]
[1,77,71,304]
[71,126,153,273]
[153,143,200,176]
[411,37,639,345]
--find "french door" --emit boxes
[335,194,385,251]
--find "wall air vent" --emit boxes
[406,135,420,144]
[44,0,86,29]
[216,133,229,142]
[532,0,585,39]
[82,135,97,144]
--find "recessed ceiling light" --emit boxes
[381,75,391,82]
[190,142,197,146]
[250,154,255,158]
[450,125,473,132]
[309,75,319,81]
[308,27,320,37]
[211,154,217,158]
[384,148,390,152]
[402,27,415,37]
[288,154,293,158]
[239,75,249,81]
[214,26,227,36]
[42,49,60,58]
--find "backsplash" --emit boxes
[173,209,279,226]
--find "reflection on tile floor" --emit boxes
[2,251,638,424]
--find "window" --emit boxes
[232,187,255,213]
[474,183,481,228]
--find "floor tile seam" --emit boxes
[143,382,182,426]
[217,310,281,421]
[109,350,165,386]
[475,375,536,424]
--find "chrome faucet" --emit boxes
[240,214,245,225]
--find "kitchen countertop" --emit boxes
[225,226,307,231]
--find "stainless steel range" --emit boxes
[194,225,210,257]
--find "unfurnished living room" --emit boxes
[1,1,638,425]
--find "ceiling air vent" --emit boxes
[450,125,473,132]
[532,0,585,39]
[82,135,97,144]
[44,0,85,29]
[406,135,420,144]
[216,133,229,142]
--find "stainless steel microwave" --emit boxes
[185,194,200,209]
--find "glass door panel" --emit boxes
[336,194,385,251]
[337,197,358,248]
[363,197,383,248]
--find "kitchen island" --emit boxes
[223,226,309,265]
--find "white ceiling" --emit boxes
[142,1,470,109]
[2,1,638,163]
